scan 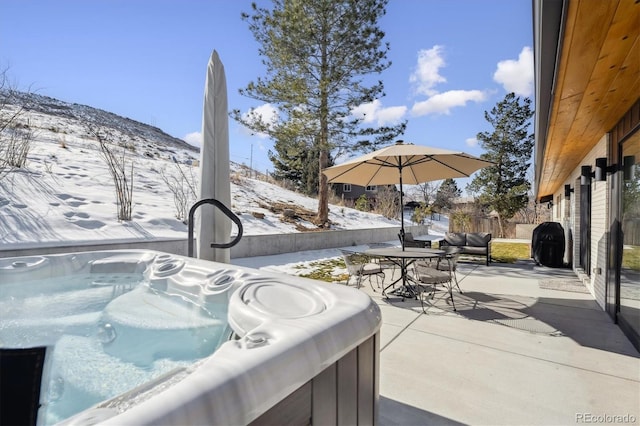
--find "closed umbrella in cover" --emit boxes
[195,50,232,263]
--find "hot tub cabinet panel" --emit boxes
[251,332,379,425]
[0,250,382,426]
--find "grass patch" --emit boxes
[292,241,535,282]
[295,258,348,282]
[270,242,636,282]
[490,241,531,263]
[622,245,640,271]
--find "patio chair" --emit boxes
[340,249,384,292]
[436,246,462,292]
[368,242,398,281]
[399,232,427,248]
[413,252,461,311]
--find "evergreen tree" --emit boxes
[233,0,405,225]
[433,178,461,211]
[268,136,330,196]
[467,92,534,237]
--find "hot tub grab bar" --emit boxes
[187,198,244,258]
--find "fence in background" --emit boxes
[449,216,517,238]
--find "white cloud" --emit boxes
[351,100,407,126]
[409,45,447,97]
[241,103,279,138]
[183,131,202,147]
[351,101,379,124]
[376,105,407,125]
[465,137,478,148]
[493,46,534,96]
[411,90,487,116]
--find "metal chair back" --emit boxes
[339,249,384,291]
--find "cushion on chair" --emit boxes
[415,267,451,284]
[444,232,466,246]
[361,262,383,275]
[466,233,491,247]
[461,246,486,255]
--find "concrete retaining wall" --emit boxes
[0,225,431,260]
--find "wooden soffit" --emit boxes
[538,0,640,197]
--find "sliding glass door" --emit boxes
[618,131,640,347]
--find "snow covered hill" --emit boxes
[0,92,400,249]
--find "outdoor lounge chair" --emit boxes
[340,249,385,292]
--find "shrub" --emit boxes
[411,203,432,224]
[160,163,197,224]
[89,126,134,221]
[450,209,472,232]
[355,194,369,211]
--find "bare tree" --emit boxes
[372,186,399,219]
[514,170,546,224]
[160,162,197,224]
[414,181,439,206]
[0,122,33,178]
[88,126,134,221]
[0,68,34,179]
[515,187,538,224]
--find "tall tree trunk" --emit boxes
[316,31,330,226]
[317,148,329,226]
[497,214,505,238]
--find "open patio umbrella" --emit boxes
[195,50,232,263]
[322,140,493,249]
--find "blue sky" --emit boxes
[1,0,533,176]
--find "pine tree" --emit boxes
[433,178,461,211]
[268,136,330,196]
[467,92,534,237]
[233,0,405,225]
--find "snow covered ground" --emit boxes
[0,134,415,250]
[1,133,450,278]
[1,96,449,279]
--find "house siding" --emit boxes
[585,137,608,309]
[332,184,381,203]
[555,136,608,307]
[571,177,580,272]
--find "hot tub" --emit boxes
[0,250,381,425]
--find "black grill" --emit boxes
[532,222,565,268]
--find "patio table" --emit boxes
[364,247,445,299]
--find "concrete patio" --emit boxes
[358,259,640,425]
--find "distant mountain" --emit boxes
[2,91,198,160]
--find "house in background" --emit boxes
[533,0,639,349]
[332,183,399,208]
[332,183,380,204]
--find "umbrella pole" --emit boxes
[399,165,405,251]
